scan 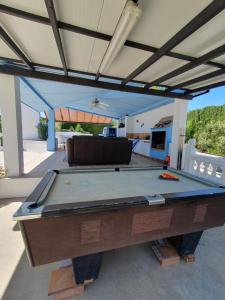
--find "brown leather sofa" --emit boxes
[66,136,132,166]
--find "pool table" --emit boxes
[14,166,225,284]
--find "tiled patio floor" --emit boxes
[1,198,225,300]
[1,140,163,177]
[23,151,163,177]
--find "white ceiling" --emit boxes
[0,1,224,77]
[19,77,174,118]
[0,0,224,113]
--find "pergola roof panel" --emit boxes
[103,46,150,79]
[135,56,188,83]
[0,38,18,59]
[54,0,103,31]
[173,9,225,58]
[96,0,127,35]
[164,65,219,86]
[0,0,225,97]
[87,39,109,73]
[212,53,225,65]
[186,73,225,90]
[0,0,48,17]
[55,0,126,36]
[61,30,108,73]
[0,14,61,67]
[128,0,212,48]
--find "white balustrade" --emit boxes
[182,139,225,185]
[55,131,92,148]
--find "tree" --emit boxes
[186,104,225,157]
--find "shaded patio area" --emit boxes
[1,1,225,299]
[25,152,163,177]
[1,197,225,300]
[4,140,161,178]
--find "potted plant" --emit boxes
[37,122,48,140]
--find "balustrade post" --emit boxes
[182,139,196,172]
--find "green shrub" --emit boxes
[186,104,225,156]
[37,122,48,140]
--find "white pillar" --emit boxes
[47,109,55,151]
[0,75,24,176]
[126,115,134,135]
[170,99,188,169]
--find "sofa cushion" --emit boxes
[74,137,104,164]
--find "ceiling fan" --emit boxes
[90,98,109,111]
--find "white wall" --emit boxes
[126,101,176,134]
[126,99,188,168]
[22,103,40,140]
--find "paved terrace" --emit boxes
[0,140,163,177]
[24,151,163,178]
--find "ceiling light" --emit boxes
[98,0,142,74]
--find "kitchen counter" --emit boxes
[130,139,151,157]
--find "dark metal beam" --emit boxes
[44,0,67,76]
[0,26,33,70]
[20,77,53,109]
[125,40,224,69]
[192,90,209,98]
[122,0,225,85]
[0,4,224,70]
[2,56,188,91]
[147,43,225,88]
[0,64,193,100]
[0,56,22,64]
[168,68,225,91]
[189,80,225,94]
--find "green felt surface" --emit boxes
[44,169,212,205]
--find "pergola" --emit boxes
[0,0,225,176]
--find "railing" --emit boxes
[182,139,225,185]
[55,131,92,147]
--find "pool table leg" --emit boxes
[168,231,203,258]
[72,252,103,284]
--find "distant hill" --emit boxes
[186,104,225,156]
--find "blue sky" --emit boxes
[188,86,225,111]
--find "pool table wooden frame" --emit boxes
[14,166,225,267]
